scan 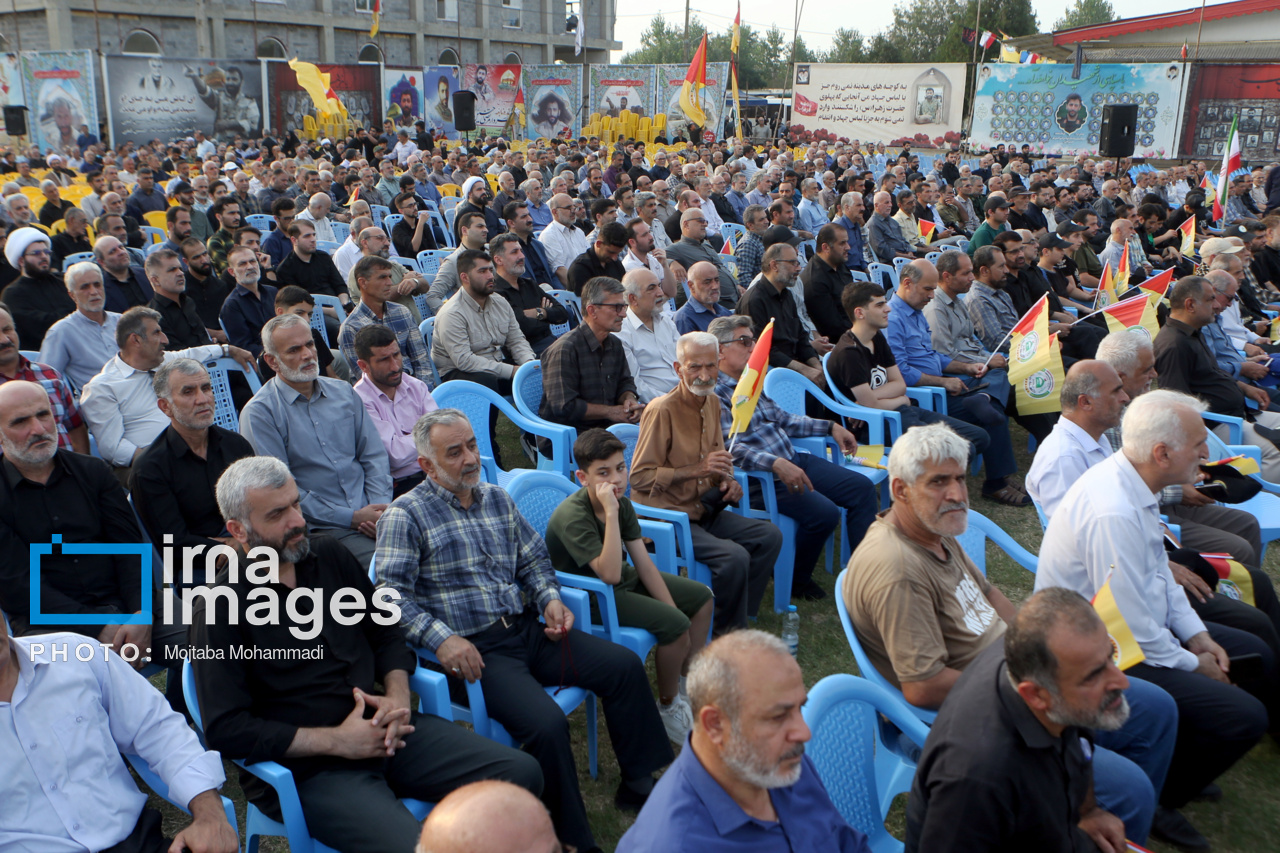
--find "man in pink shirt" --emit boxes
[353,323,438,496]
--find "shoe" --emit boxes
[658,696,693,744]
[982,483,1031,507]
[1191,783,1223,803]
[1149,806,1211,853]
[615,779,652,813]
[794,580,827,601]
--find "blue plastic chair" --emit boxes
[330,221,350,243]
[868,262,898,292]
[416,248,451,280]
[955,508,1038,576]
[61,251,96,271]
[140,225,166,245]
[203,357,262,433]
[1204,430,1280,559]
[20,349,41,363]
[412,293,431,321]
[721,222,746,249]
[834,568,937,726]
[429,208,454,247]
[416,317,443,387]
[799,239,817,263]
[546,289,583,326]
[505,470,660,662]
[431,379,575,485]
[124,753,240,851]
[384,213,404,232]
[925,251,941,264]
[369,204,391,228]
[891,256,912,275]
[244,214,274,233]
[309,294,347,340]
[183,661,435,853]
[511,361,576,470]
[440,196,460,214]
[315,240,341,254]
[803,674,932,849]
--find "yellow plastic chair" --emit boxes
[302,115,318,140]
[439,184,460,198]
[144,210,168,230]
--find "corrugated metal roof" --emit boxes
[1082,42,1280,62]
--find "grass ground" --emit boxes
[145,416,1280,852]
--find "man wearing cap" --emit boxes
[967,196,1010,256]
[0,227,75,349]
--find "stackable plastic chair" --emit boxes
[202,357,262,433]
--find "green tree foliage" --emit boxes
[825,28,869,64]
[1053,0,1116,31]
[623,16,815,89]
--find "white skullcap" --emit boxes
[461,176,485,198]
[5,227,50,270]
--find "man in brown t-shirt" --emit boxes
[843,421,1014,710]
[631,331,782,635]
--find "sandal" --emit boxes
[982,484,1031,507]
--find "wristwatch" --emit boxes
[221,344,229,357]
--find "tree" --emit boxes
[1054,0,1115,31]
[883,0,968,63]
[621,15,703,66]
[824,28,868,64]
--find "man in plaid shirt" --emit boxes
[375,409,673,853]
[0,306,89,453]
[709,315,877,602]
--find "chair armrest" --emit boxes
[235,758,312,844]
[408,667,452,721]
[556,571,622,640]
[417,646,492,737]
[558,586,591,630]
[637,518,678,576]
[905,386,943,412]
[630,499,712,588]
[480,455,498,484]
[1202,411,1244,443]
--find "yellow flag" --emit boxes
[845,445,887,469]
[1092,573,1146,670]
[1201,555,1256,606]
[1270,315,1280,344]
[729,320,773,437]
[1008,297,1065,415]
[289,58,348,118]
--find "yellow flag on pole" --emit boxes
[1093,262,1119,310]
[1092,572,1146,670]
[1100,295,1160,340]
[845,445,887,469]
[679,35,709,129]
[729,320,773,438]
[1201,554,1256,606]
[289,59,348,119]
[1008,295,1065,414]
[1178,217,1196,256]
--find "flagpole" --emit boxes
[969,0,983,122]
[1071,294,1147,325]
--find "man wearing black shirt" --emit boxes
[490,233,567,356]
[0,227,75,349]
[391,191,439,259]
[1155,275,1280,481]
[736,242,823,388]
[275,220,349,346]
[95,234,155,312]
[801,222,854,343]
[50,208,93,269]
[147,248,213,350]
[1006,188,1040,234]
[129,358,254,549]
[567,221,628,296]
[907,590,1130,852]
[503,201,558,288]
[188,457,542,853]
[181,237,231,342]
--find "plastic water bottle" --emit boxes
[782,605,799,656]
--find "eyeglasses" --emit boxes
[592,301,628,313]
[729,335,755,347]
[24,249,51,258]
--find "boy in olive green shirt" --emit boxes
[545,428,714,744]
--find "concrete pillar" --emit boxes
[44,3,74,51]
[320,0,336,62]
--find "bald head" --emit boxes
[416,781,557,853]
[0,380,58,466]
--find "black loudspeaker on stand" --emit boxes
[3,106,27,137]
[452,91,477,133]
[1099,104,1138,158]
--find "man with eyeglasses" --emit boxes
[666,209,741,310]
[736,242,824,388]
[390,191,440,259]
[568,221,628,297]
[1,227,75,349]
[536,192,589,290]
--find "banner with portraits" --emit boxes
[1182,64,1280,162]
[589,64,655,125]
[460,63,521,136]
[656,61,730,141]
[103,56,264,145]
[523,64,581,142]
[21,50,98,157]
[790,62,965,148]
[383,67,425,133]
[971,62,1187,157]
[269,63,380,137]
[422,66,460,140]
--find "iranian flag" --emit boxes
[1213,115,1241,222]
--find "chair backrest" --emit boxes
[429,379,521,465]
[61,250,96,271]
[868,262,897,292]
[606,423,639,496]
[429,208,454,247]
[139,225,166,245]
[441,195,460,212]
[506,470,578,535]
[330,221,350,243]
[721,222,746,248]
[20,349,40,362]
[369,204,390,228]
[954,509,1038,576]
[925,251,941,264]
[316,240,341,254]
[513,360,545,421]
[204,357,262,432]
[244,213,274,233]
[312,293,347,322]
[143,210,168,230]
[892,256,911,273]
[417,317,441,385]
[545,289,583,325]
[412,293,431,320]
[799,239,817,263]
[384,213,405,232]
[416,248,450,279]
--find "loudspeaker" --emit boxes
[1098,104,1138,158]
[3,106,27,137]
[452,91,477,132]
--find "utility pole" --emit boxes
[684,0,690,59]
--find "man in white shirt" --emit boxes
[391,128,418,167]
[621,218,677,308]
[0,628,237,853]
[536,192,588,288]
[39,262,123,389]
[295,191,338,244]
[80,305,252,481]
[617,268,679,403]
[334,214,373,279]
[1026,360,1129,519]
[1036,389,1274,814]
[633,191,672,254]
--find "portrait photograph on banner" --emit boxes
[461,63,521,135]
[270,63,380,136]
[20,50,98,158]
[790,62,965,148]
[384,68,424,130]
[524,64,581,142]
[1181,63,1280,161]
[657,62,729,142]
[971,62,1186,157]
[424,65,460,139]
[104,56,264,145]
[590,64,655,124]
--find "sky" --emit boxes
[612,0,1233,60]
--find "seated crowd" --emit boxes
[2,124,1280,853]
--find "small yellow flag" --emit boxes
[1092,572,1145,670]
[845,445,887,469]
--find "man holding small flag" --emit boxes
[710,315,876,603]
[631,331,782,634]
[1037,389,1275,828]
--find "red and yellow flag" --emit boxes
[1101,294,1160,339]
[720,237,735,256]
[370,0,381,36]
[289,59,347,118]
[731,3,744,140]
[729,319,773,438]
[1270,315,1280,344]
[1094,261,1120,309]
[1138,267,1174,306]
[1115,243,1131,285]
[679,34,709,129]
[1201,554,1256,606]
[1008,295,1065,415]
[918,220,937,244]
[1178,217,1195,255]
[1093,572,1146,670]
[1208,454,1262,476]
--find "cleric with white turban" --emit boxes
[1,225,74,349]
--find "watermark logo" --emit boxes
[29,535,153,626]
